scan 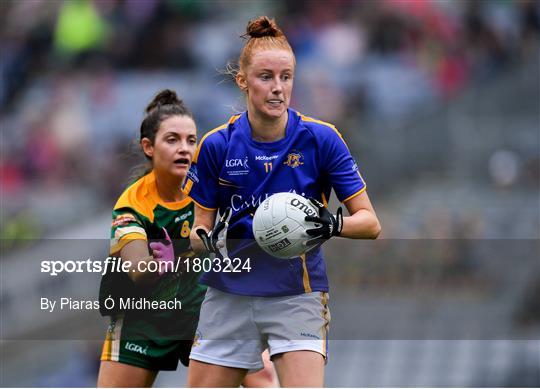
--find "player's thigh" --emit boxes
[242,350,279,388]
[272,350,324,388]
[187,359,247,387]
[97,360,157,387]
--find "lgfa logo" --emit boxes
[125,342,148,355]
[284,150,304,168]
[225,156,249,169]
[225,156,250,176]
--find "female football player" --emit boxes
[185,16,381,387]
[97,89,277,387]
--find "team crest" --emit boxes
[283,150,304,168]
[192,330,202,348]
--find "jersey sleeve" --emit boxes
[110,207,147,254]
[183,133,223,210]
[321,128,366,203]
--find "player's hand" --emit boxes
[149,227,175,276]
[304,198,343,247]
[195,207,232,258]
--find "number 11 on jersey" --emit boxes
[264,162,273,173]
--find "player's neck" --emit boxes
[248,110,288,142]
[154,172,185,203]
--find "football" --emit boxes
[252,192,320,259]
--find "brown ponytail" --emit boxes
[130,89,194,181]
[139,89,193,159]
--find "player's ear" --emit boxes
[236,72,248,93]
[141,138,154,159]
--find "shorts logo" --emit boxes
[284,150,304,168]
[300,332,320,340]
[125,342,148,355]
[192,330,202,348]
[112,214,136,227]
[269,238,291,252]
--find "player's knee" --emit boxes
[243,368,278,388]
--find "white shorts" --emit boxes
[189,287,331,371]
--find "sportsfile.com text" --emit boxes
[40,256,251,276]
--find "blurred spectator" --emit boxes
[54,0,110,61]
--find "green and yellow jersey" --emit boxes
[100,170,206,369]
[108,170,205,310]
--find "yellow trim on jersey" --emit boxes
[357,171,366,186]
[114,171,192,222]
[191,197,217,212]
[110,232,147,254]
[300,113,350,151]
[218,178,241,188]
[183,178,194,195]
[321,193,328,207]
[300,254,312,293]
[321,292,329,358]
[162,197,192,210]
[193,114,241,163]
[342,186,367,204]
[301,112,366,204]
[147,180,192,211]
[114,172,156,222]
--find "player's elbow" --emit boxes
[367,218,382,239]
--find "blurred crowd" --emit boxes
[2,1,539,109]
[1,0,539,242]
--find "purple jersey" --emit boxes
[183,109,366,296]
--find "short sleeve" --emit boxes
[110,208,147,254]
[183,134,221,210]
[321,129,366,203]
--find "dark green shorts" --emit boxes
[100,314,196,371]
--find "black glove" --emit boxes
[304,198,343,247]
[196,207,232,257]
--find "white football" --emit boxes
[252,192,320,259]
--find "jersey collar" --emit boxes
[239,108,300,150]
[146,171,192,210]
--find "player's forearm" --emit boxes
[128,256,160,285]
[340,210,381,239]
[120,240,159,285]
[190,226,210,256]
[191,204,218,256]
